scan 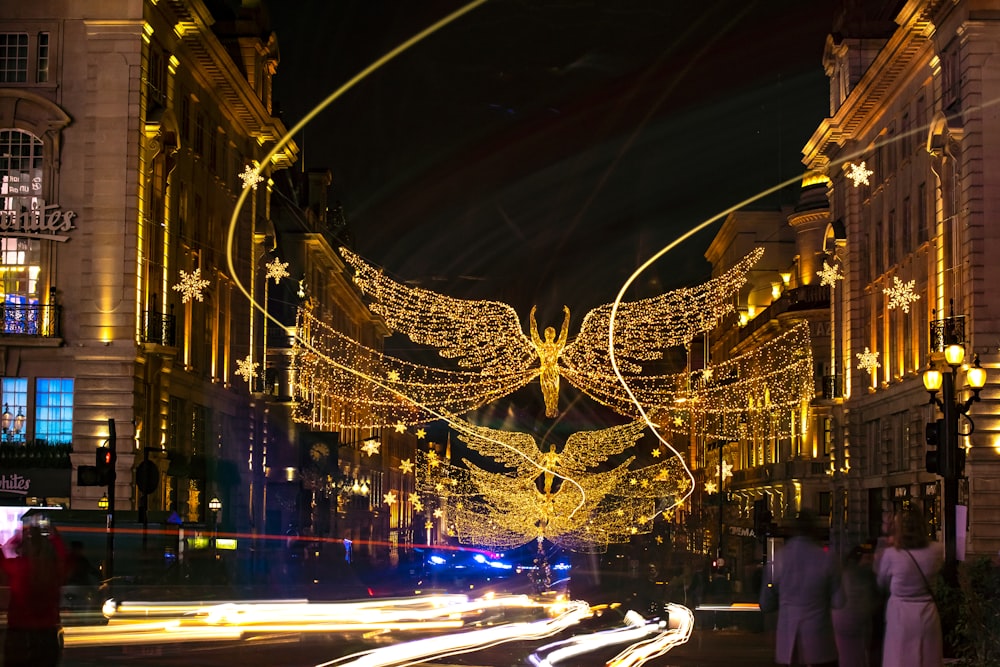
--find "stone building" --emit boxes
[0,0,411,580]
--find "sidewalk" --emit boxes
[657,629,775,666]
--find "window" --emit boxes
[147,44,167,108]
[0,33,28,83]
[1,129,44,204]
[887,209,897,266]
[917,183,928,245]
[1,377,73,444]
[34,378,73,444]
[823,417,833,457]
[0,237,43,334]
[818,491,831,516]
[1,377,27,443]
[902,197,911,252]
[36,32,48,83]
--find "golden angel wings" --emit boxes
[413,418,689,552]
[292,246,812,433]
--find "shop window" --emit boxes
[33,378,74,444]
[1,377,27,442]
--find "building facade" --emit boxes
[0,0,411,581]
[804,0,1000,559]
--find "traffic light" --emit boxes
[96,446,112,485]
[925,419,943,475]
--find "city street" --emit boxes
[63,626,775,667]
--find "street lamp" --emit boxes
[922,344,987,582]
[208,497,222,554]
[98,494,109,510]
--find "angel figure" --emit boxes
[529,306,570,417]
[338,246,766,421]
[416,417,690,552]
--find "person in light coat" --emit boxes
[765,510,840,667]
[876,507,943,667]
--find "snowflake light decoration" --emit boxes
[362,438,381,456]
[720,459,733,482]
[239,164,264,190]
[172,268,211,303]
[399,459,414,474]
[884,276,920,313]
[846,161,874,187]
[704,480,718,494]
[817,260,844,287]
[383,491,397,506]
[856,347,880,376]
[236,355,258,383]
[265,257,290,284]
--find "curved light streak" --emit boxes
[221,0,589,519]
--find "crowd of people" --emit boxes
[762,506,945,667]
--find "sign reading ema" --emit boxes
[0,473,31,495]
[0,199,77,242]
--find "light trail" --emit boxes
[527,603,694,667]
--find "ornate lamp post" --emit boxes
[922,344,987,582]
[208,496,222,555]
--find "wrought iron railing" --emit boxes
[930,314,965,352]
[1,303,61,337]
[822,375,843,399]
[143,307,176,346]
[0,442,73,468]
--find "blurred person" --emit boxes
[66,540,99,586]
[876,507,943,667]
[762,509,839,667]
[1,522,70,667]
[832,544,879,667]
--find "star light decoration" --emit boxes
[239,163,264,190]
[846,161,874,187]
[236,355,258,383]
[856,347,881,376]
[817,260,844,287]
[172,268,211,303]
[399,459,414,475]
[265,257,290,284]
[884,276,920,313]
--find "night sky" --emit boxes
[264,0,838,435]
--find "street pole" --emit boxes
[940,369,959,585]
[106,418,117,582]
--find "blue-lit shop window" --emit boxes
[1,376,27,443]
[33,378,73,444]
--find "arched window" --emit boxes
[0,128,43,205]
[0,129,44,329]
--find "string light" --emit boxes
[339,246,762,378]
[411,419,689,553]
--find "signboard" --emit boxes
[0,469,71,498]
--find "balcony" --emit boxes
[143,307,176,347]
[822,375,843,399]
[930,314,965,352]
[0,302,61,338]
[739,284,829,341]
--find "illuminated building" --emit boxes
[802,0,1000,558]
[266,168,417,566]
[0,0,304,576]
[687,186,833,586]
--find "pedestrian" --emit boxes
[832,544,879,667]
[876,507,943,667]
[762,509,839,667]
[0,520,70,667]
